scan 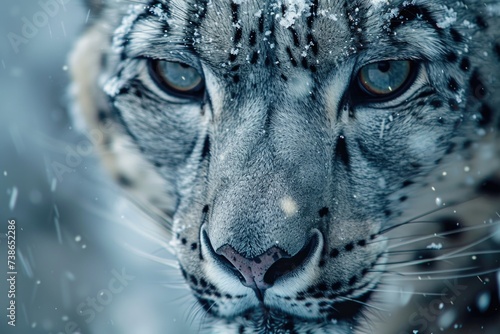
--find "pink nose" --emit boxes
[216,245,289,290]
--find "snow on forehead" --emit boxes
[279,0,311,28]
[370,0,388,8]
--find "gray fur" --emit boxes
[70,0,500,333]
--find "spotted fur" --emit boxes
[70,0,500,333]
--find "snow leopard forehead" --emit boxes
[111,0,469,72]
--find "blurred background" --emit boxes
[0,1,197,333]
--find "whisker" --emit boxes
[366,288,445,296]
[337,296,388,312]
[382,267,500,282]
[122,242,179,269]
[377,196,480,235]
[387,221,500,249]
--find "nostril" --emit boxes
[216,245,289,291]
[215,251,247,283]
[214,233,320,293]
[263,237,316,286]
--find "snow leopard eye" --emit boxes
[149,60,205,99]
[356,60,417,100]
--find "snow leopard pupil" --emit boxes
[149,60,205,98]
[358,60,413,98]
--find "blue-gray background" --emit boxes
[0,1,197,333]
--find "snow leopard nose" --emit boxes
[216,236,317,292]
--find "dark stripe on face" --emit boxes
[335,135,350,169]
[344,1,368,52]
[286,47,298,67]
[388,4,442,34]
[187,0,208,52]
[230,1,239,24]
[201,135,211,160]
[307,0,319,29]
[230,1,242,57]
[288,27,300,47]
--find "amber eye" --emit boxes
[149,60,205,98]
[357,60,416,100]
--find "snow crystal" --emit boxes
[426,242,443,250]
[435,197,442,206]
[438,309,456,329]
[149,4,168,21]
[477,291,491,312]
[279,0,310,28]
[436,6,457,29]
[9,187,18,211]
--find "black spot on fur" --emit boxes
[446,51,458,63]
[301,57,308,69]
[281,74,288,81]
[190,275,198,286]
[286,47,298,67]
[310,64,317,73]
[191,243,198,251]
[283,321,295,331]
[357,239,366,247]
[448,77,459,92]
[430,99,443,108]
[319,207,329,217]
[264,56,271,66]
[475,15,488,30]
[307,33,319,55]
[399,195,408,202]
[233,75,240,83]
[202,205,209,213]
[470,70,487,99]
[249,30,256,46]
[317,283,328,291]
[200,278,208,288]
[307,0,319,28]
[388,4,441,33]
[238,325,245,334]
[460,57,470,71]
[330,249,339,258]
[201,135,210,159]
[234,28,243,45]
[335,135,350,168]
[449,98,460,111]
[348,276,357,286]
[449,28,463,42]
[478,104,493,126]
[250,51,259,64]
[494,43,500,61]
[230,2,239,24]
[313,292,325,299]
[344,242,354,251]
[332,282,342,290]
[289,27,300,47]
[258,12,264,33]
[181,238,187,245]
[229,53,237,62]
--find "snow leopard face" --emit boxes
[71,0,500,332]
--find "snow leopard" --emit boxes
[69,0,500,333]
